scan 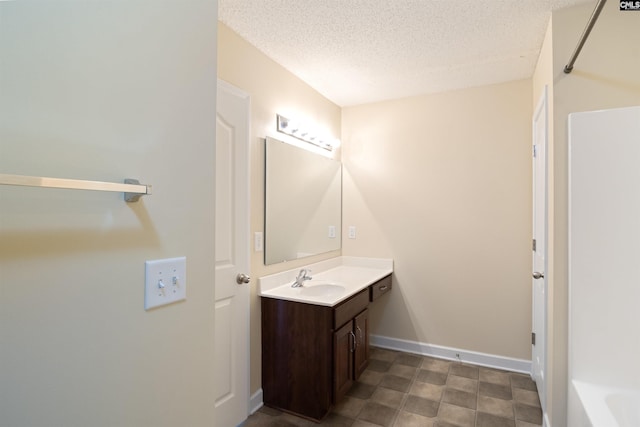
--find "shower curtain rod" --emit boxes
[564,0,608,74]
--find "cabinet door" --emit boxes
[354,309,369,379]
[333,321,355,403]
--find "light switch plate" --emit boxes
[348,226,357,239]
[145,257,187,310]
[328,225,336,238]
[254,232,263,252]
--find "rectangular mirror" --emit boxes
[264,137,342,265]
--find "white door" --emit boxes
[532,86,548,414]
[215,80,251,427]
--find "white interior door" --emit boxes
[532,86,548,415]
[215,80,250,427]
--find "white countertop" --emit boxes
[259,256,393,307]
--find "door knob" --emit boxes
[532,272,544,279]
[236,273,251,285]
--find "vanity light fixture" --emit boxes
[276,114,337,151]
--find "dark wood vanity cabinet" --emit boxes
[354,309,370,378]
[369,274,392,301]
[332,289,370,405]
[261,275,390,421]
[261,299,333,421]
[333,319,355,401]
[333,307,370,403]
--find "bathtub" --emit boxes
[572,380,640,427]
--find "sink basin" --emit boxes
[298,283,345,297]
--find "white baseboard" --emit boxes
[249,388,263,415]
[370,334,532,374]
[543,412,551,427]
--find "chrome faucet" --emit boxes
[292,269,312,287]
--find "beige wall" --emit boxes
[541,2,640,426]
[217,22,342,396]
[342,80,533,360]
[0,2,218,427]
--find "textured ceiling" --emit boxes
[219,0,594,107]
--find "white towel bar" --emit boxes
[0,173,151,202]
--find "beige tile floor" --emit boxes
[242,347,542,427]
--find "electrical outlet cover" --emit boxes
[145,257,187,310]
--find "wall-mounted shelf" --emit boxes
[0,173,152,202]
